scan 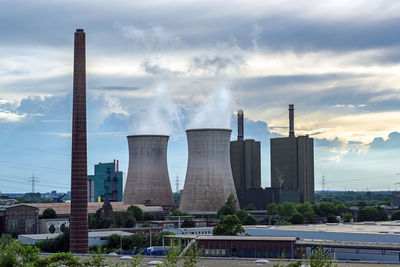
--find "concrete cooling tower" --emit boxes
[123,135,175,207]
[180,129,238,212]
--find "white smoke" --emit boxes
[188,87,233,129]
[134,84,181,135]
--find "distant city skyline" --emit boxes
[0,0,400,193]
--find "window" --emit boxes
[8,219,18,232]
[25,219,35,233]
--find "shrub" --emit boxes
[290,213,304,224]
[42,208,57,219]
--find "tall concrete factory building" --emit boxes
[270,105,314,203]
[230,110,261,190]
[123,135,175,207]
[180,129,238,213]
[70,29,88,253]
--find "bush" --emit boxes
[128,205,144,221]
[278,202,297,217]
[290,213,304,224]
[326,214,338,223]
[217,194,238,216]
[266,203,279,215]
[35,229,69,252]
[242,214,257,225]
[181,218,196,228]
[49,224,56,233]
[213,215,244,236]
[392,210,400,220]
[42,208,57,219]
[342,213,353,222]
[143,213,156,220]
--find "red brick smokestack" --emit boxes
[70,29,88,253]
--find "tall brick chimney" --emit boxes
[70,29,88,253]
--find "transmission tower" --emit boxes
[322,176,326,191]
[28,173,39,193]
[175,176,180,193]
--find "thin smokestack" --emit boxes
[237,110,244,141]
[70,28,88,253]
[289,104,295,138]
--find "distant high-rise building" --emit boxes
[88,160,124,202]
[70,29,88,253]
[270,105,314,203]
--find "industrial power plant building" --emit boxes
[180,129,238,213]
[270,105,315,203]
[123,135,175,207]
[87,160,124,202]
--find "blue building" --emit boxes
[88,160,124,202]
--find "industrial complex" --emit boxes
[5,29,399,265]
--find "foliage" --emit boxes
[0,234,13,249]
[213,215,244,236]
[275,221,291,225]
[315,191,393,206]
[173,192,180,206]
[315,202,338,217]
[235,209,257,225]
[342,213,353,222]
[0,240,41,267]
[183,242,201,267]
[49,224,56,233]
[142,222,151,227]
[181,218,196,228]
[60,223,67,233]
[130,249,143,267]
[128,205,144,221]
[278,202,297,217]
[308,246,337,267]
[392,210,400,220]
[107,233,122,250]
[243,204,256,211]
[357,206,387,222]
[266,203,279,215]
[169,209,189,216]
[326,214,338,223]
[42,208,57,219]
[114,211,136,228]
[143,212,156,220]
[35,228,69,252]
[217,194,238,216]
[290,213,304,224]
[163,239,181,267]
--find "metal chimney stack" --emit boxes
[180,129,238,212]
[289,104,295,138]
[70,29,88,253]
[123,135,175,206]
[237,110,244,141]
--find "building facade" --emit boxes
[0,200,39,235]
[88,160,124,202]
[270,105,314,203]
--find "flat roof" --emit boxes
[19,231,133,240]
[245,222,400,235]
[169,234,298,242]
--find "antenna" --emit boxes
[175,176,180,193]
[28,173,39,193]
[322,176,326,192]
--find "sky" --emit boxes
[1,0,400,193]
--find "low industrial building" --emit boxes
[25,202,164,219]
[0,199,39,235]
[19,230,132,247]
[39,218,69,234]
[170,222,400,262]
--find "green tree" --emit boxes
[244,204,256,211]
[107,233,122,250]
[42,208,57,219]
[392,210,400,220]
[316,202,338,217]
[128,205,144,221]
[114,211,136,227]
[181,218,196,228]
[342,213,353,222]
[213,215,244,236]
[242,214,257,225]
[183,242,201,267]
[266,203,279,215]
[357,206,387,222]
[143,213,156,220]
[169,209,189,216]
[49,224,56,233]
[278,202,297,217]
[308,246,336,267]
[163,239,181,267]
[217,194,238,216]
[290,213,304,224]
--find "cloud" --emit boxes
[189,55,245,76]
[369,131,400,150]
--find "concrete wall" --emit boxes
[180,129,238,212]
[123,135,174,206]
[270,136,314,203]
[230,140,261,192]
[39,218,69,234]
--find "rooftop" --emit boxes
[25,202,164,216]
